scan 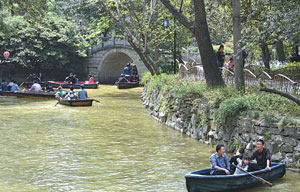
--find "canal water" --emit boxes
[0,85,299,192]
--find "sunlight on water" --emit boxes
[0,85,299,192]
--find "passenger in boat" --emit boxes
[88,74,95,84]
[45,84,54,92]
[1,80,8,91]
[29,81,42,92]
[234,155,250,175]
[131,64,139,82]
[230,148,244,173]
[123,63,132,76]
[117,74,129,83]
[64,86,77,100]
[209,144,231,175]
[65,73,77,84]
[78,85,88,100]
[7,80,14,91]
[10,80,20,92]
[55,86,66,100]
[248,139,271,171]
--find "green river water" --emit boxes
[0,85,299,192]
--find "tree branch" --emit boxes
[160,0,194,31]
[259,83,300,106]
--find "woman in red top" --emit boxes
[88,74,95,84]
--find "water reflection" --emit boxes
[0,85,299,192]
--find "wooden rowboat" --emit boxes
[15,91,55,99]
[48,81,99,89]
[116,81,139,89]
[58,99,93,107]
[185,163,285,192]
[0,91,16,96]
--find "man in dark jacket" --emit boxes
[249,139,271,171]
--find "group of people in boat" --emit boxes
[65,73,95,84]
[117,63,139,83]
[0,80,20,92]
[55,85,88,101]
[210,139,271,175]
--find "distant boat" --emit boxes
[0,91,16,96]
[48,81,99,89]
[185,163,285,192]
[57,99,93,107]
[116,81,139,89]
[15,91,55,99]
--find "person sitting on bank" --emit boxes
[55,86,65,100]
[248,139,271,171]
[64,86,77,100]
[78,85,88,100]
[29,81,42,92]
[209,144,231,175]
[10,80,20,92]
[234,155,250,175]
[117,74,129,83]
[230,147,245,173]
[88,74,95,84]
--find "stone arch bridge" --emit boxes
[85,37,148,84]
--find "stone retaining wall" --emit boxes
[142,84,300,167]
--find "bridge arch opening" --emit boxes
[99,52,132,84]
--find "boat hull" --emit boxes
[0,91,16,96]
[48,81,99,89]
[15,92,55,99]
[185,163,285,192]
[116,82,139,89]
[58,99,93,107]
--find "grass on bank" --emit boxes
[141,72,300,126]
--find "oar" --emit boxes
[93,99,100,103]
[54,101,60,106]
[233,164,272,187]
[19,76,30,87]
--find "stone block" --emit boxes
[281,145,293,153]
[272,152,284,162]
[269,127,283,135]
[282,127,296,136]
[260,119,269,127]
[254,126,268,135]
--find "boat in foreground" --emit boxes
[58,99,93,107]
[48,81,99,89]
[0,91,16,96]
[15,91,55,99]
[116,81,139,89]
[185,163,285,192]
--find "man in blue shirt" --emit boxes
[123,63,132,76]
[78,85,88,100]
[209,144,231,175]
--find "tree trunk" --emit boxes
[193,0,224,86]
[275,40,285,62]
[233,0,244,92]
[295,45,299,56]
[261,43,270,69]
[160,0,224,86]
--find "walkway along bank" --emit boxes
[141,76,300,168]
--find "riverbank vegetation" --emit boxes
[142,73,300,126]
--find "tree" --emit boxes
[232,0,244,92]
[160,0,224,86]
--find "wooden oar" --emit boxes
[233,164,272,187]
[54,101,60,106]
[19,76,29,87]
[93,99,100,103]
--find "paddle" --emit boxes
[54,101,60,106]
[93,99,100,103]
[19,76,30,87]
[233,164,272,187]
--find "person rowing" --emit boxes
[248,139,271,171]
[78,85,88,100]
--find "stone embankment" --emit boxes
[142,84,300,167]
